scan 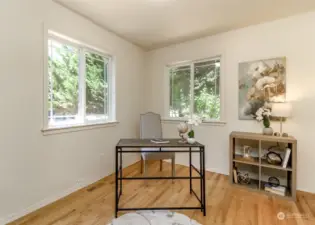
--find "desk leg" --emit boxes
[189,147,192,194]
[120,148,122,195]
[115,147,118,218]
[200,147,203,212]
[202,147,206,216]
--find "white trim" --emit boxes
[48,30,111,58]
[43,28,116,131]
[161,117,226,126]
[0,156,140,225]
[43,25,49,131]
[165,55,224,121]
[166,56,221,67]
[190,62,195,115]
[42,121,119,135]
[0,175,101,225]
[108,56,116,121]
[219,54,226,122]
[78,48,86,123]
[164,66,170,117]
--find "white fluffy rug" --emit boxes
[108,211,201,225]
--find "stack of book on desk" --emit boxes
[264,184,287,196]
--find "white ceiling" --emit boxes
[55,0,315,50]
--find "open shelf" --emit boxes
[261,159,292,171]
[234,178,259,190]
[230,132,296,200]
[233,155,259,166]
[260,181,292,199]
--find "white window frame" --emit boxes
[42,30,117,134]
[164,56,225,125]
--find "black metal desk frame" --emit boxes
[115,139,206,218]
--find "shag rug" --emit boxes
[108,211,201,225]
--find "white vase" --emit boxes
[187,138,196,144]
[263,127,273,136]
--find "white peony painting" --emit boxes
[239,57,286,120]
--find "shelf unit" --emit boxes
[229,131,297,200]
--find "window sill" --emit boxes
[161,118,226,126]
[42,121,119,136]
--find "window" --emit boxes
[45,31,115,129]
[168,57,221,121]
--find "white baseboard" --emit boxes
[167,160,228,175]
[1,158,140,225]
[206,167,229,175]
[0,176,100,225]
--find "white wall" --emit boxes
[145,11,315,194]
[2,1,315,223]
[0,0,144,223]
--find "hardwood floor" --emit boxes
[9,161,315,225]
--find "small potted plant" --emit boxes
[253,104,273,135]
[187,115,202,144]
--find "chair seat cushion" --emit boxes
[141,148,175,160]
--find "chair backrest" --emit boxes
[140,112,162,139]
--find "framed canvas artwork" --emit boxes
[238,57,286,120]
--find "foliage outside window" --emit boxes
[46,34,113,129]
[169,58,221,120]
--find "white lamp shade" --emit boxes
[271,103,292,118]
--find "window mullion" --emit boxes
[49,40,54,125]
[105,58,110,121]
[190,63,195,117]
[78,48,86,123]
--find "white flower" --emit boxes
[256,107,264,117]
[256,116,263,121]
[256,111,262,117]
[262,109,271,117]
[257,107,264,113]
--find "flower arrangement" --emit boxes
[253,105,272,128]
[187,115,202,138]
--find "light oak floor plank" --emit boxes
[8,161,315,225]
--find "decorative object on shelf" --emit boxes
[252,104,273,135]
[242,145,255,161]
[177,122,188,143]
[261,144,280,160]
[233,167,238,184]
[265,183,286,196]
[274,132,281,137]
[268,176,280,187]
[271,102,292,136]
[263,127,273,136]
[238,57,286,120]
[266,151,282,165]
[237,172,251,185]
[282,148,292,168]
[186,115,202,144]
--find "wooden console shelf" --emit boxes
[229,131,297,200]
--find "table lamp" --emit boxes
[271,102,292,137]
